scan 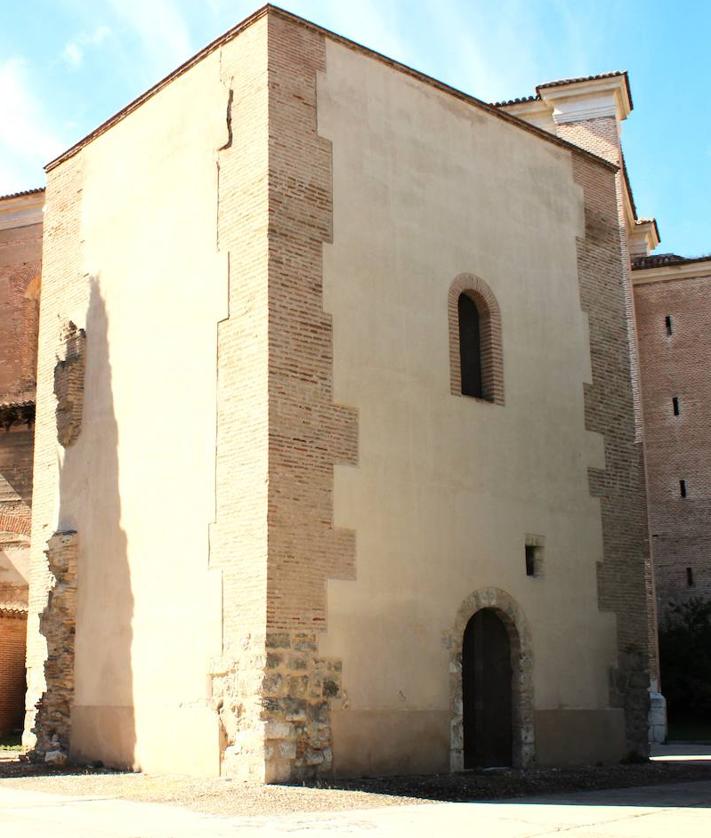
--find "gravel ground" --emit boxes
[1,757,711,817]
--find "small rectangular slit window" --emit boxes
[686,567,694,587]
[525,545,536,576]
[680,479,687,498]
[524,536,544,577]
[672,396,680,416]
[665,315,673,336]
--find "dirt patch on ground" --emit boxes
[1,757,711,817]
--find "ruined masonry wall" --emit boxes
[24,156,86,751]
[30,531,77,759]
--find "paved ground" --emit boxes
[652,742,711,762]
[1,779,710,837]
[0,743,709,836]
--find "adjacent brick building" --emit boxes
[633,255,711,610]
[15,5,704,777]
[0,188,42,736]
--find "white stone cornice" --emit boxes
[632,259,711,285]
[498,99,556,133]
[628,219,660,258]
[0,193,45,231]
[538,75,632,125]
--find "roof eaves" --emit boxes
[0,187,45,201]
[632,253,711,270]
[0,604,29,617]
[491,94,541,108]
[536,70,633,111]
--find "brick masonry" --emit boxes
[555,117,660,690]
[210,13,358,781]
[0,197,40,743]
[0,217,41,403]
[24,155,85,752]
[0,610,27,736]
[53,322,86,448]
[572,152,652,757]
[261,14,358,781]
[28,530,78,760]
[634,270,711,609]
[209,15,270,781]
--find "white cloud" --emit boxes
[61,25,112,69]
[312,0,413,66]
[416,0,548,101]
[0,58,64,192]
[107,0,192,76]
[62,42,83,68]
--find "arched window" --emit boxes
[449,274,504,405]
[458,293,483,398]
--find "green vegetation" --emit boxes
[0,732,22,752]
[659,596,711,739]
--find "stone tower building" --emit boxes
[0,188,42,736]
[22,6,659,779]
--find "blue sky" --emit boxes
[1,0,708,255]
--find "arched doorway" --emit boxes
[450,588,535,771]
[462,608,512,767]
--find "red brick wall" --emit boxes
[634,271,711,609]
[0,221,41,403]
[0,612,27,735]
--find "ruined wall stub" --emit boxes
[53,322,86,447]
[29,530,78,762]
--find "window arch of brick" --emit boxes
[448,274,504,405]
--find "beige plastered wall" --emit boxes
[317,41,622,774]
[27,44,237,774]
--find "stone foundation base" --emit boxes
[648,691,667,745]
[262,632,342,782]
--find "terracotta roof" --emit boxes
[536,70,633,110]
[0,603,29,617]
[44,5,618,175]
[0,401,35,429]
[0,398,35,409]
[491,94,541,108]
[493,71,632,115]
[0,187,45,201]
[632,253,711,270]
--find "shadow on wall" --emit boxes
[35,277,136,768]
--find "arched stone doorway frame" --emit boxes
[450,587,535,770]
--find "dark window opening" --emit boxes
[680,479,687,498]
[672,396,680,416]
[686,567,695,587]
[458,293,483,398]
[525,545,536,577]
[665,315,673,336]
